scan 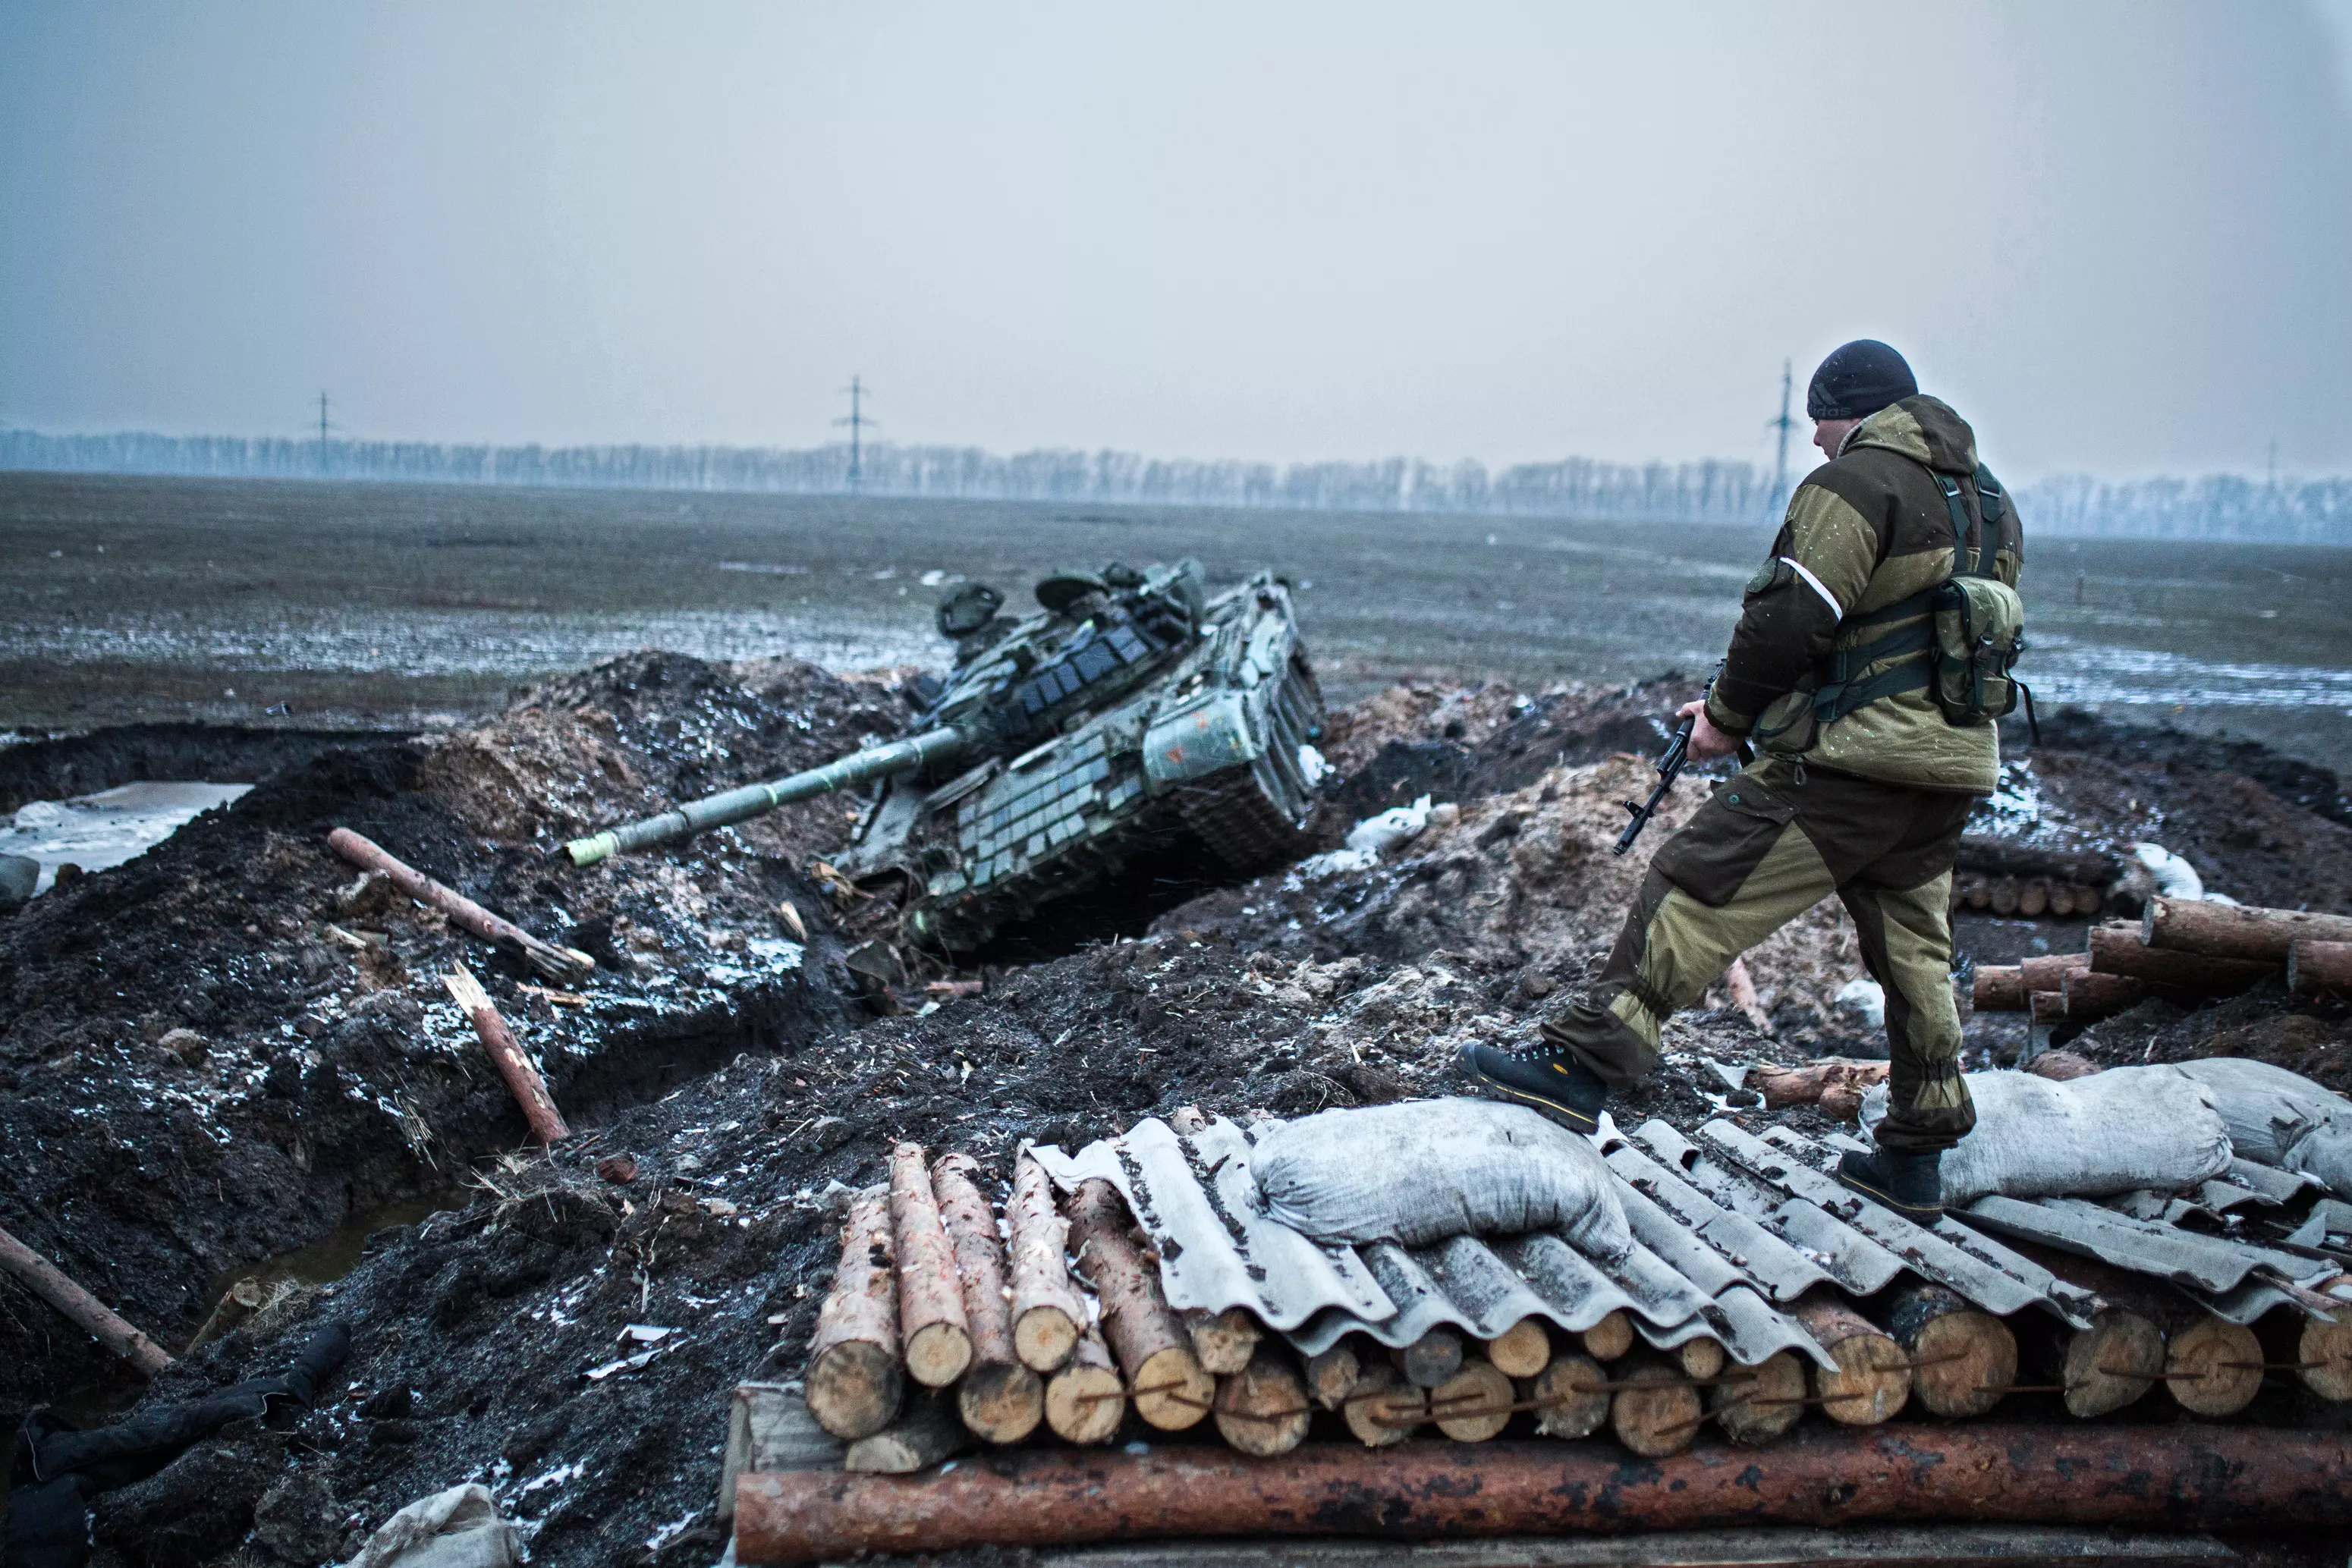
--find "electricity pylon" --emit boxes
[1765,360,1797,522]
[836,377,877,492]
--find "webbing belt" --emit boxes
[1810,468,1990,725]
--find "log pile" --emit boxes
[1948,837,2118,921]
[791,1141,2352,1483]
[1971,897,2329,1023]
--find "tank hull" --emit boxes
[838,570,1322,951]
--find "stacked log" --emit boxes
[1948,838,2116,920]
[796,1139,2352,1489]
[1973,904,2335,1021]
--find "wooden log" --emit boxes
[1610,1360,1703,1458]
[1185,1307,1262,1376]
[1305,1342,1362,1410]
[1483,1318,1552,1380]
[1878,1282,2014,1419]
[2061,967,2148,1020]
[1390,1326,1464,1389]
[2045,883,2076,918]
[1580,1309,1634,1362]
[932,1153,1041,1444]
[1972,965,2026,1011]
[844,1390,971,1475]
[0,1222,173,1377]
[1993,1242,2174,1417]
[1792,1298,1909,1425]
[888,1143,971,1390]
[1066,1179,1211,1431]
[1528,1353,1610,1439]
[2297,1298,2352,1401]
[804,1185,903,1441]
[1676,1336,1725,1381]
[2018,878,2050,918]
[328,826,593,982]
[1711,1350,1806,1445]
[1750,1060,1889,1108]
[2162,1313,2263,1418]
[2290,938,2352,1000]
[2023,1048,2102,1082]
[444,963,570,1143]
[186,1276,266,1353]
[2021,952,2090,994]
[731,1425,2352,1562]
[2067,885,2104,917]
[2047,1308,2164,1418]
[1723,956,1772,1033]
[1960,873,1991,910]
[2028,991,2065,1025]
[2089,923,2274,991]
[1429,1359,1514,1443]
[1005,1155,1082,1373]
[1042,1320,1124,1444]
[1339,1362,1423,1447]
[2145,894,2352,963]
[1989,875,2020,916]
[1213,1346,1312,1456]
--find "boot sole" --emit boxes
[1834,1167,1943,1225]
[1458,1057,1602,1136]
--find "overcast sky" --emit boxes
[5,2,2350,480]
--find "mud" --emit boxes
[9,657,2352,1568]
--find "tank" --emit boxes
[563,558,1324,951]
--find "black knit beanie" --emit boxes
[1806,340,1917,421]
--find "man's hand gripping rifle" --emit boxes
[1612,712,1694,856]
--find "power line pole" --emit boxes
[316,391,335,476]
[1766,359,1797,521]
[835,376,876,492]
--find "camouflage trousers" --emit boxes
[1545,759,1979,1152]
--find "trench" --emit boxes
[1,721,854,1407]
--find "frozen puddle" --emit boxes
[1,781,253,896]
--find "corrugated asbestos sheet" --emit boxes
[1030,1105,2352,1368]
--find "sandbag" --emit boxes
[1860,1067,2231,1205]
[1251,1098,1630,1258]
[338,1485,517,1568]
[2174,1057,2352,1199]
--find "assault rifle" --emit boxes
[1613,712,1695,857]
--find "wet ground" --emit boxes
[6,635,2352,1566]
[8,470,2352,770]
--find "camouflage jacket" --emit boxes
[1703,394,2023,793]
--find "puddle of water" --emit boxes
[0,780,252,895]
[201,1188,474,1306]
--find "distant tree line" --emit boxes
[5,428,2346,542]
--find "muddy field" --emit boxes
[7,631,2352,1566]
[8,470,2352,770]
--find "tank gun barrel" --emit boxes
[563,725,970,868]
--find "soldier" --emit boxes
[1464,340,2024,1221]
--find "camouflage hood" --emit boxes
[1841,394,1979,476]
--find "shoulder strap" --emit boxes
[1933,472,1985,576]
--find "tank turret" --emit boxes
[564,558,1324,951]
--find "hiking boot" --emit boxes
[1835,1146,1945,1223]
[1457,1039,1608,1134]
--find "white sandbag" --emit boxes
[2174,1056,2352,1199]
[1251,1097,1630,1258]
[1859,1066,2231,1205]
[338,1484,517,1568]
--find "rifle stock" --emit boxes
[1613,713,1696,856]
